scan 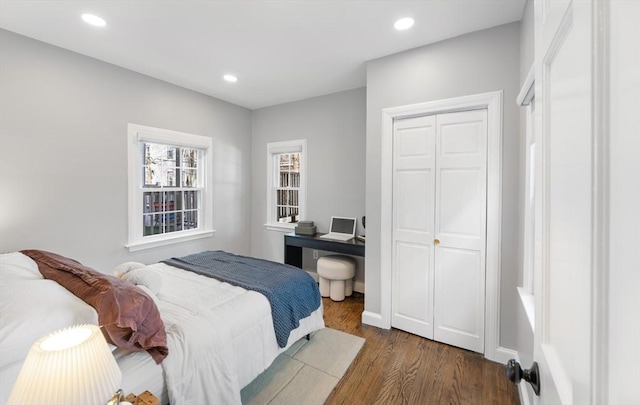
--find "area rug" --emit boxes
[241,328,365,405]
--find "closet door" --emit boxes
[433,109,487,353]
[391,115,436,338]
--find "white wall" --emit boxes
[365,22,521,350]
[250,88,366,284]
[0,29,253,272]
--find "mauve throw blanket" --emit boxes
[21,250,168,363]
[163,250,321,348]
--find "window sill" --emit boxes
[264,223,296,232]
[517,287,535,332]
[126,230,215,252]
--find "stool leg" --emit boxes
[345,278,353,297]
[319,276,330,297]
[330,280,346,301]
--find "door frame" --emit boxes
[379,90,510,363]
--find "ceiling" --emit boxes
[0,1,526,110]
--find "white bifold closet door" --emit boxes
[391,109,487,353]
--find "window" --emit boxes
[127,124,214,251]
[265,139,306,231]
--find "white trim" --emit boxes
[361,310,386,329]
[517,64,535,106]
[543,343,573,404]
[127,124,214,251]
[518,287,535,332]
[264,223,296,232]
[377,91,504,362]
[126,230,215,252]
[265,139,307,231]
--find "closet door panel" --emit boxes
[434,110,487,353]
[434,246,484,351]
[392,241,434,338]
[438,168,485,242]
[391,116,436,338]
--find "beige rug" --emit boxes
[241,328,365,405]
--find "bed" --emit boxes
[0,249,325,404]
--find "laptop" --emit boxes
[319,216,356,241]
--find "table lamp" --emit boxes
[7,324,124,405]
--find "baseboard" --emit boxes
[361,310,388,329]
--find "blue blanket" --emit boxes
[162,251,321,348]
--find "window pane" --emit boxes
[143,214,164,236]
[184,190,197,210]
[184,211,198,229]
[144,143,178,187]
[181,168,197,187]
[181,148,198,168]
[273,151,301,224]
[143,189,200,236]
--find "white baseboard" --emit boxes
[361,310,389,329]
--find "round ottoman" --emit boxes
[317,255,356,301]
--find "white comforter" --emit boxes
[147,263,324,404]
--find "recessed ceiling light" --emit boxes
[223,74,238,83]
[81,13,107,27]
[394,17,414,31]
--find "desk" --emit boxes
[284,233,365,268]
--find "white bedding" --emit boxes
[147,262,324,404]
[0,254,324,405]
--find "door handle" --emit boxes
[506,359,540,396]
[434,238,440,245]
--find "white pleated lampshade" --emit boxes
[8,324,122,405]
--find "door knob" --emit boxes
[434,238,440,245]
[506,359,540,396]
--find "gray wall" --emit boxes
[0,30,252,272]
[365,22,522,349]
[250,88,366,284]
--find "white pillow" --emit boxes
[122,268,163,295]
[111,261,145,278]
[0,253,99,369]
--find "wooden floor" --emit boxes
[322,293,520,405]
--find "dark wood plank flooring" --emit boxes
[322,293,520,405]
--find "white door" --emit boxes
[533,0,596,402]
[391,110,487,353]
[433,110,487,353]
[391,115,436,339]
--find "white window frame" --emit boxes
[264,139,307,232]
[516,65,536,330]
[126,124,214,251]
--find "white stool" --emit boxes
[317,255,356,301]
